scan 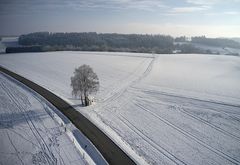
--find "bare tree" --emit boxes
[71,65,99,106]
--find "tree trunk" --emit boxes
[84,91,88,106]
[80,94,84,106]
[87,97,89,106]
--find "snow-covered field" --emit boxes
[0,72,86,165]
[0,72,106,165]
[0,51,240,164]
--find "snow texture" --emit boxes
[0,72,106,165]
[0,51,240,165]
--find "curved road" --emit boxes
[0,66,136,165]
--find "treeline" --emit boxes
[6,46,43,53]
[6,32,239,54]
[174,36,240,49]
[174,44,213,54]
[191,36,240,48]
[18,32,174,53]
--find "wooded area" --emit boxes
[18,32,174,53]
[4,32,240,54]
[191,36,240,49]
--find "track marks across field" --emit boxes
[134,101,240,165]
[0,73,85,165]
[0,78,58,165]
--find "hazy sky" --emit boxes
[0,0,240,37]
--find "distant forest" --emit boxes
[18,32,174,54]
[191,36,240,49]
[5,32,240,54]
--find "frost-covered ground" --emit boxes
[0,72,85,165]
[0,72,106,165]
[0,51,240,164]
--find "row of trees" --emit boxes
[174,36,187,42]
[18,32,174,53]
[174,36,240,49]
[174,36,240,48]
[191,36,240,49]
[9,32,240,54]
[174,44,212,54]
[6,46,43,53]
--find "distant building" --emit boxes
[172,50,181,54]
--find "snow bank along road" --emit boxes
[0,72,88,165]
[0,51,240,164]
[0,66,135,165]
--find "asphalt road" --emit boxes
[0,66,136,165]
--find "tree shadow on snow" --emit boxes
[0,110,48,129]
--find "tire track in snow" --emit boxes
[27,84,89,165]
[134,101,240,165]
[0,80,40,148]
[100,56,156,109]
[6,131,24,165]
[26,93,67,165]
[0,80,57,165]
[136,95,240,143]
[136,89,240,141]
[173,104,240,141]
[134,54,156,82]
[99,58,149,102]
[5,81,59,165]
[7,129,40,149]
[118,115,187,165]
[141,89,240,114]
[1,81,55,165]
[29,107,66,165]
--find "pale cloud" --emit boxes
[223,11,240,15]
[65,0,167,11]
[170,6,210,13]
[186,0,221,5]
[1,0,239,14]
[175,0,240,14]
[186,0,240,6]
[0,0,167,14]
[204,11,240,16]
[169,0,220,14]
[118,23,240,37]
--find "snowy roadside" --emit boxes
[0,72,107,165]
